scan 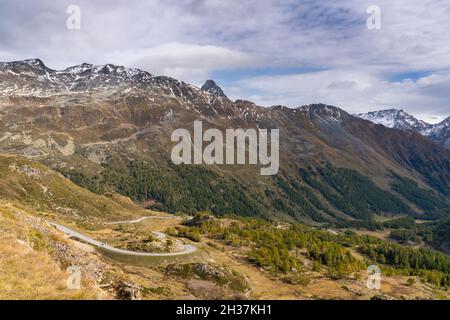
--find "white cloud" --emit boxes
[229,68,450,122]
[106,42,263,84]
[0,0,449,118]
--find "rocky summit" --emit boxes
[201,79,228,98]
[357,109,450,149]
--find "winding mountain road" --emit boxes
[49,220,197,257]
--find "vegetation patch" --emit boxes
[179,216,450,289]
[165,263,249,293]
[390,172,450,218]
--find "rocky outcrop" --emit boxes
[201,79,228,98]
[113,280,142,300]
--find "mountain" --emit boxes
[0,58,157,95]
[0,153,147,221]
[356,109,430,131]
[201,80,228,98]
[356,109,450,149]
[2,154,448,300]
[425,116,450,149]
[0,59,449,224]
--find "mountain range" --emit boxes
[0,59,449,226]
[357,109,450,149]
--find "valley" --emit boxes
[0,59,449,300]
[2,190,448,300]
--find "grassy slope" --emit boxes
[0,203,100,299]
[0,153,150,224]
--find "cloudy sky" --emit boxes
[1,0,449,122]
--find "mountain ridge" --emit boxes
[201,79,228,99]
[357,108,450,149]
[0,59,449,224]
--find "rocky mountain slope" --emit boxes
[0,153,150,223]
[0,59,449,224]
[0,153,158,299]
[2,153,448,300]
[200,79,228,98]
[357,109,450,149]
[426,117,450,150]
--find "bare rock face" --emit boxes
[18,165,40,177]
[193,263,226,278]
[201,79,228,98]
[114,280,142,300]
[427,116,450,149]
[0,59,154,95]
[370,294,396,300]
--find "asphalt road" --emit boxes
[49,222,197,257]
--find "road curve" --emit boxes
[49,222,197,257]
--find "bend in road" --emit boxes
[49,222,197,257]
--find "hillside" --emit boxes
[0,203,103,299]
[0,154,449,300]
[0,153,152,225]
[0,60,449,225]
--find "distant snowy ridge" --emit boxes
[356,108,450,149]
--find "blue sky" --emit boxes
[0,0,449,122]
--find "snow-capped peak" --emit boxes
[23,58,47,68]
[356,108,450,149]
[0,59,155,95]
[201,80,227,98]
[356,108,430,132]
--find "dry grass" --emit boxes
[0,205,98,300]
[0,154,150,224]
